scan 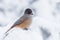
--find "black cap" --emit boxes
[25,8,33,15]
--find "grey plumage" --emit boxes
[2,8,33,40]
[6,8,33,33]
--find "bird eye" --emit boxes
[24,8,33,15]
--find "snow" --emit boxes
[0,0,60,40]
[1,27,43,40]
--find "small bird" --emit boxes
[2,8,33,40]
[5,8,33,35]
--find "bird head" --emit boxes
[24,8,33,15]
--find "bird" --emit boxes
[2,8,33,40]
